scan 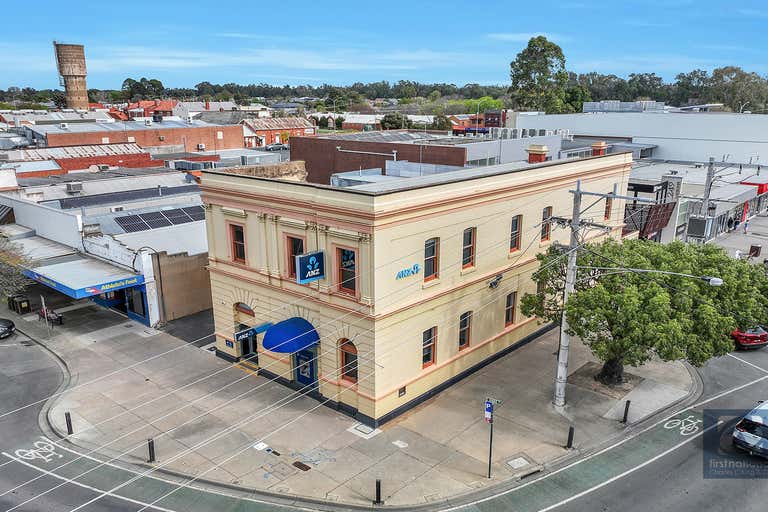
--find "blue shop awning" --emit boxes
[262,317,319,353]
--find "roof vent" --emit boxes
[59,122,68,130]
[144,119,152,126]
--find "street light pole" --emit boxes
[553,180,581,408]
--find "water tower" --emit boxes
[53,42,88,110]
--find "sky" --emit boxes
[1,0,767,90]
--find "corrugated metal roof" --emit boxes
[29,119,217,135]
[4,143,145,161]
[243,117,314,131]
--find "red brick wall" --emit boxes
[52,152,221,172]
[245,128,316,147]
[291,136,467,184]
[44,125,243,151]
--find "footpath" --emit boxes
[2,286,699,507]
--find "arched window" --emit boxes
[339,339,358,383]
[234,302,255,316]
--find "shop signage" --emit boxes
[234,322,272,342]
[396,264,420,280]
[23,270,145,300]
[295,251,325,284]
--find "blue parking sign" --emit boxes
[484,400,493,423]
[296,251,325,284]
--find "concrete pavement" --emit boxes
[1,289,696,508]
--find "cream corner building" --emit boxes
[201,152,632,426]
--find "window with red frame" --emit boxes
[541,207,552,241]
[337,248,357,294]
[340,339,358,383]
[462,228,476,268]
[505,291,517,326]
[458,312,472,350]
[286,236,304,278]
[230,224,245,263]
[510,215,522,252]
[422,326,437,367]
[424,237,440,281]
[604,196,613,220]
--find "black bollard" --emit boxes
[373,479,382,505]
[65,412,73,435]
[566,425,575,449]
[148,438,156,463]
[622,400,631,424]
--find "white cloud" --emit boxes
[486,32,571,43]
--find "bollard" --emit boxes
[566,425,575,449]
[148,438,156,463]
[622,400,631,424]
[65,412,73,435]
[373,479,382,505]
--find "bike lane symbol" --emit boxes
[663,415,702,436]
[14,440,63,463]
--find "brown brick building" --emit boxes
[25,121,244,152]
[291,132,467,184]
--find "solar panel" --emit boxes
[139,211,172,229]
[182,206,205,221]
[115,215,151,233]
[162,208,194,225]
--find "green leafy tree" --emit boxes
[380,112,411,130]
[564,84,592,112]
[464,96,503,113]
[523,239,768,384]
[509,36,569,113]
[335,116,344,129]
[429,114,452,131]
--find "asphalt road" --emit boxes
[0,332,139,512]
[2,325,768,512]
[550,348,768,512]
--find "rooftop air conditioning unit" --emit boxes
[65,182,83,194]
[186,115,194,124]
[59,123,68,130]
[197,143,206,150]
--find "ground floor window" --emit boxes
[126,287,145,318]
[458,312,472,350]
[340,339,358,383]
[422,326,437,368]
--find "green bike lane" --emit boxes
[1,409,709,512]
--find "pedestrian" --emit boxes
[744,219,750,234]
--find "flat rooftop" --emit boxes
[27,119,220,135]
[631,160,768,186]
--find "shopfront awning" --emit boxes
[24,258,144,299]
[262,317,319,353]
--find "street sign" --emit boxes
[484,400,494,424]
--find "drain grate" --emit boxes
[292,461,311,471]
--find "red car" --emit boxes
[732,326,768,350]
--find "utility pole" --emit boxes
[551,181,654,408]
[553,180,581,408]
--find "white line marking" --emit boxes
[1,452,176,512]
[443,373,768,511]
[728,353,768,374]
[536,421,722,511]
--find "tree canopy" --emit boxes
[522,239,768,384]
[0,238,33,298]
[509,36,569,112]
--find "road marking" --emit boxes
[1,452,176,512]
[536,421,723,512]
[728,353,768,374]
[14,440,62,463]
[444,372,768,512]
[662,415,702,436]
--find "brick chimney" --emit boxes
[591,141,608,156]
[205,99,210,111]
[526,144,549,164]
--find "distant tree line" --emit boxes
[3,46,768,114]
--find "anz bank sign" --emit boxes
[396,263,420,280]
[295,251,325,284]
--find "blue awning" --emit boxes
[262,317,319,353]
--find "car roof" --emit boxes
[0,318,13,326]
[746,401,768,424]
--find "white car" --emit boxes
[733,401,768,458]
